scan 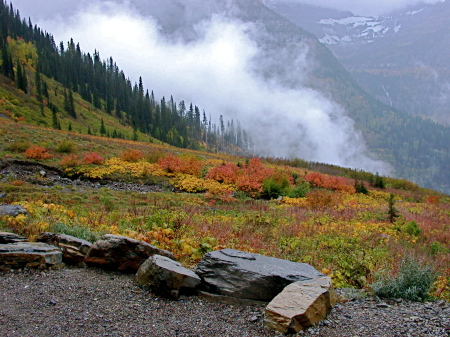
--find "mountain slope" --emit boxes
[267,1,450,124]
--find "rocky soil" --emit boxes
[0,267,449,337]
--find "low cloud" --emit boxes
[35,0,387,173]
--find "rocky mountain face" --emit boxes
[266,1,450,125]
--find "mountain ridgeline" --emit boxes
[1,0,450,194]
[0,0,252,154]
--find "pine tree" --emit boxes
[100,118,106,135]
[16,60,27,92]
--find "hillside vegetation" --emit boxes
[0,119,449,300]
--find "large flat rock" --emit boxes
[0,242,63,270]
[85,234,175,273]
[195,249,326,301]
[264,277,336,333]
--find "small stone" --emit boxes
[250,315,259,322]
[376,303,390,308]
[39,170,46,177]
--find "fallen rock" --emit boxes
[135,254,201,299]
[264,277,336,334]
[36,232,92,265]
[195,249,326,302]
[0,204,28,217]
[0,232,28,244]
[85,234,175,273]
[0,242,63,271]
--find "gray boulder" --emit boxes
[0,204,28,217]
[85,234,175,273]
[0,232,28,244]
[0,242,63,271]
[264,277,336,333]
[36,232,92,265]
[195,249,326,302]
[136,254,201,299]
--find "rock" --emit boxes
[84,234,175,273]
[195,249,326,301]
[0,242,63,271]
[135,254,201,299]
[264,277,336,334]
[0,193,7,199]
[36,232,92,265]
[0,204,28,217]
[39,170,46,177]
[0,232,28,244]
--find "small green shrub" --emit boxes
[287,181,310,198]
[5,141,31,153]
[371,256,437,302]
[261,178,289,200]
[55,140,76,153]
[52,223,104,243]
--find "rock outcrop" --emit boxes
[264,277,336,334]
[0,231,28,244]
[136,254,201,299]
[0,204,28,217]
[195,249,326,302]
[36,232,92,265]
[0,242,63,270]
[85,234,175,273]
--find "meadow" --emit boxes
[1,119,449,300]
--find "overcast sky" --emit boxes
[9,0,447,19]
[6,0,394,172]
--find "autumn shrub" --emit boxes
[82,152,104,165]
[120,149,144,162]
[60,154,81,168]
[306,190,337,208]
[207,162,240,184]
[158,154,202,176]
[5,140,31,153]
[306,172,355,193]
[25,145,52,159]
[372,256,437,302]
[10,180,25,186]
[55,140,76,153]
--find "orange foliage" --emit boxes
[24,145,52,160]
[83,152,104,165]
[426,195,440,205]
[158,154,202,176]
[305,172,355,193]
[120,149,144,162]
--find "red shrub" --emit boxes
[158,154,202,176]
[83,152,104,165]
[25,145,52,160]
[305,172,355,193]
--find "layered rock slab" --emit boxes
[264,277,336,334]
[0,242,63,270]
[0,232,28,244]
[85,234,175,273]
[136,254,201,299]
[195,249,325,302]
[37,232,92,265]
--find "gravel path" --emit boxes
[1,267,449,337]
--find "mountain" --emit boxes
[2,0,450,193]
[266,1,450,125]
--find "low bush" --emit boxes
[55,140,76,153]
[5,140,32,153]
[371,256,437,302]
[25,145,52,160]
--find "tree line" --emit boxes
[0,0,252,153]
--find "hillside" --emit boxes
[0,119,449,300]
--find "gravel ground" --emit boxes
[1,267,449,337]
